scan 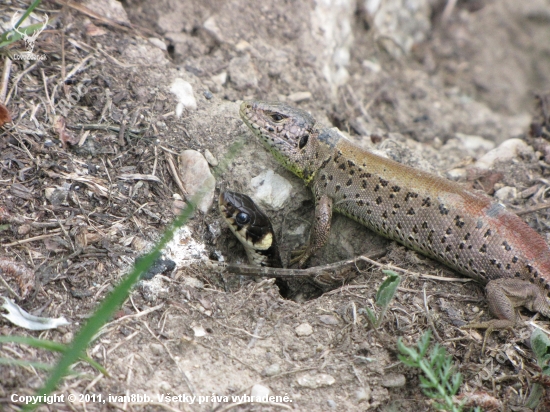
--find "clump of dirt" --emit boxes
[1,0,550,411]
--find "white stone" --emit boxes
[183,277,204,289]
[287,91,312,102]
[475,138,530,170]
[251,384,271,399]
[204,149,218,166]
[446,168,466,181]
[494,186,517,202]
[192,325,206,337]
[203,16,223,41]
[148,37,167,51]
[170,79,197,115]
[211,71,227,86]
[455,133,495,152]
[295,323,313,336]
[250,170,292,210]
[297,373,335,388]
[261,363,281,377]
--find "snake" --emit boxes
[218,191,283,269]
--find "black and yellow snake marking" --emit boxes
[219,191,283,268]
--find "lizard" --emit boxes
[239,99,550,335]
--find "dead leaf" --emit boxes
[0,257,34,299]
[0,103,11,126]
[53,116,79,147]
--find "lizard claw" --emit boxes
[462,319,514,353]
[290,246,310,268]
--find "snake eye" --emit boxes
[235,212,250,225]
[270,113,284,122]
[299,133,309,149]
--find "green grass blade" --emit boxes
[0,0,46,48]
[0,335,108,375]
[13,0,44,30]
[0,357,53,370]
[0,335,66,352]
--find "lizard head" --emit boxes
[240,100,319,184]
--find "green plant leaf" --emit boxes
[375,270,401,307]
[531,328,550,370]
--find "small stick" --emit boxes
[163,150,188,198]
[0,57,12,103]
[218,249,386,278]
[515,202,550,216]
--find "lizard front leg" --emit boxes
[290,194,333,268]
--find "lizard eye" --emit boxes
[299,134,309,149]
[270,113,284,122]
[235,212,250,225]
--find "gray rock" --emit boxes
[228,55,258,90]
[261,363,281,377]
[380,373,406,388]
[355,386,371,402]
[287,91,312,102]
[150,343,164,356]
[475,138,532,170]
[204,149,218,166]
[319,315,340,325]
[178,150,216,213]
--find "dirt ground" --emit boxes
[2,0,550,411]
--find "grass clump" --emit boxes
[397,330,465,412]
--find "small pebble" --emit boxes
[204,149,218,166]
[211,71,227,86]
[455,133,495,152]
[319,315,340,325]
[380,373,406,388]
[183,277,204,289]
[297,373,335,388]
[251,384,270,399]
[150,343,164,356]
[170,79,197,117]
[295,323,313,336]
[261,363,281,377]
[148,37,167,51]
[208,221,221,237]
[135,256,176,280]
[203,90,213,99]
[327,399,337,408]
[494,186,517,202]
[446,168,466,181]
[355,386,371,402]
[192,326,206,337]
[287,91,312,102]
